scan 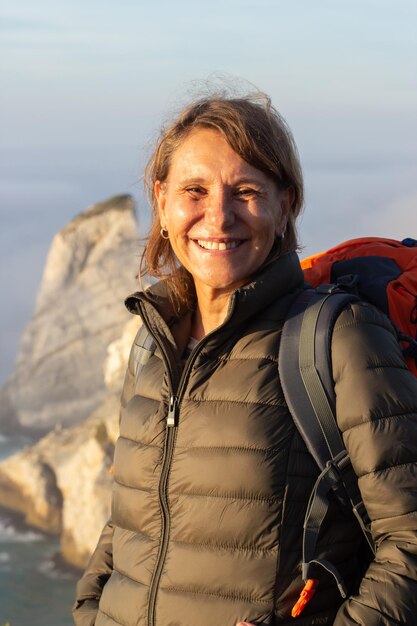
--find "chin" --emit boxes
[197,274,249,292]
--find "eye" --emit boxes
[235,187,258,199]
[185,185,206,197]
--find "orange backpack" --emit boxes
[301,237,417,376]
[278,237,417,614]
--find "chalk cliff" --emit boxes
[0,194,147,568]
[0,294,142,568]
[0,194,141,434]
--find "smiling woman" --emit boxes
[144,94,303,315]
[73,88,417,626]
[154,128,293,337]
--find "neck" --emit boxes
[191,285,232,339]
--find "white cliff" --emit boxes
[0,194,146,568]
[0,194,141,433]
[0,285,142,568]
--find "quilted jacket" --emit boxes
[73,251,417,626]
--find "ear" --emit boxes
[276,186,295,236]
[154,180,167,225]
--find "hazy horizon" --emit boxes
[1,0,416,384]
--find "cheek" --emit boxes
[271,211,284,236]
[164,202,195,234]
[256,210,281,241]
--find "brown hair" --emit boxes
[142,91,304,313]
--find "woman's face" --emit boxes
[155,128,291,299]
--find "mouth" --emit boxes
[194,239,244,251]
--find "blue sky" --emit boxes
[1,0,416,383]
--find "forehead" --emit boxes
[167,127,267,183]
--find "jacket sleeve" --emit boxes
[331,301,417,625]
[72,519,114,626]
[73,333,138,625]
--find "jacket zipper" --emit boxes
[147,343,207,626]
[135,295,237,626]
[134,304,179,626]
[147,399,177,626]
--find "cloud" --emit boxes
[299,157,417,256]
[368,191,417,239]
[0,179,77,210]
[0,17,53,31]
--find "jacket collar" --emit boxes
[226,251,304,328]
[125,251,304,347]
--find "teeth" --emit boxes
[197,240,240,250]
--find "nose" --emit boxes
[204,187,235,229]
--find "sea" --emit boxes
[0,433,78,626]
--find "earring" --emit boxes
[160,227,169,240]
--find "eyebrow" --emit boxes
[176,175,267,187]
[233,177,267,187]
[176,177,207,186]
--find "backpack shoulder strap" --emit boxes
[279,288,374,597]
[279,288,356,467]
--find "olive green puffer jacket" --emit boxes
[73,252,417,626]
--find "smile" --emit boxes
[196,239,242,251]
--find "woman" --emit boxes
[73,91,417,626]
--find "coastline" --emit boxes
[0,438,79,626]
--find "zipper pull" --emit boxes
[167,395,178,427]
[291,579,319,618]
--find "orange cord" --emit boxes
[291,579,319,618]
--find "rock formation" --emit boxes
[0,310,142,568]
[0,194,141,434]
[0,193,149,568]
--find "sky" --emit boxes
[1,0,416,384]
